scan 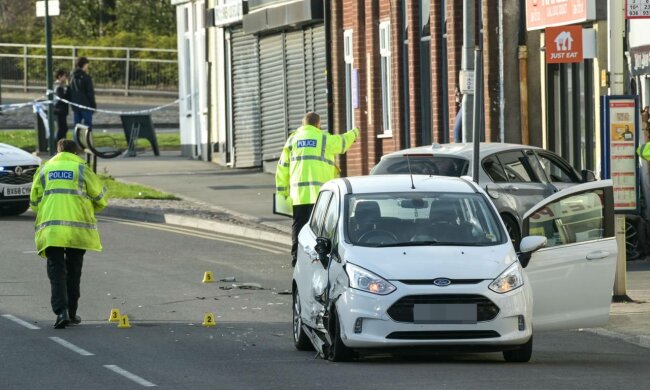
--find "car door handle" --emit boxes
[505,185,519,192]
[586,251,610,260]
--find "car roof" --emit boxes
[380,142,543,160]
[326,175,478,195]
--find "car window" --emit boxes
[371,156,469,176]
[346,192,505,247]
[527,189,608,248]
[496,151,540,183]
[309,191,333,235]
[535,152,581,183]
[322,193,339,239]
[482,155,508,183]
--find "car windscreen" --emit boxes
[345,192,506,247]
[371,156,469,176]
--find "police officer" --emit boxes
[275,112,359,267]
[30,139,107,328]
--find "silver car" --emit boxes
[371,143,596,247]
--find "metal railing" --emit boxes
[0,43,179,97]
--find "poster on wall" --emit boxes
[600,96,640,213]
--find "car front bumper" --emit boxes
[335,281,532,349]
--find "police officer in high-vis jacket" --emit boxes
[275,112,359,266]
[30,139,107,328]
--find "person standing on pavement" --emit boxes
[275,112,360,267]
[53,69,70,141]
[30,139,107,329]
[69,57,97,129]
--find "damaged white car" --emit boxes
[292,175,617,362]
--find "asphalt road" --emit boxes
[2,213,650,389]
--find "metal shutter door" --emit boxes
[260,35,286,161]
[311,26,328,131]
[231,29,261,168]
[285,31,307,132]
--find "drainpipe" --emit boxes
[518,46,529,145]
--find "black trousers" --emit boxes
[45,247,85,316]
[292,204,314,265]
[55,114,68,141]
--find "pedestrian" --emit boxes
[53,69,70,141]
[275,112,360,267]
[69,57,97,129]
[30,139,107,329]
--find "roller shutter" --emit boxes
[285,31,307,132]
[311,26,328,131]
[260,35,286,161]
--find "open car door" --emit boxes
[522,180,617,332]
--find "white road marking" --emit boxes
[104,365,157,387]
[22,250,38,254]
[49,337,95,356]
[1,314,40,330]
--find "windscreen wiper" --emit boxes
[375,240,439,247]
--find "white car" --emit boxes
[292,175,617,362]
[0,143,41,216]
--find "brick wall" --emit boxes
[447,0,463,140]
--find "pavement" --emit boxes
[41,149,650,351]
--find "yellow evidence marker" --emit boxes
[202,313,217,327]
[202,271,215,283]
[108,308,121,323]
[118,315,132,328]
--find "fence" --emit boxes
[0,43,178,97]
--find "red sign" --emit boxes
[545,25,583,63]
[526,0,595,30]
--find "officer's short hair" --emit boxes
[57,139,81,154]
[76,56,89,69]
[302,112,320,127]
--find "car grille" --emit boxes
[386,330,501,340]
[387,294,500,323]
[399,279,484,285]
[0,166,38,185]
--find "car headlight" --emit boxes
[489,262,524,294]
[345,263,396,295]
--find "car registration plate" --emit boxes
[4,187,30,197]
[413,304,477,324]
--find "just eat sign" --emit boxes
[546,25,583,64]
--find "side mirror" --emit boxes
[517,236,547,268]
[315,237,332,269]
[581,169,597,182]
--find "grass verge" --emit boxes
[100,174,179,200]
[0,129,180,153]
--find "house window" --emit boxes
[344,29,355,130]
[379,21,392,136]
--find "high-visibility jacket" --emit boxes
[638,142,650,161]
[275,125,359,206]
[30,152,107,257]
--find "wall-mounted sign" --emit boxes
[459,70,474,94]
[526,0,596,31]
[36,0,59,17]
[630,45,650,76]
[545,25,583,63]
[626,0,650,19]
[212,0,244,27]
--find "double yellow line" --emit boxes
[99,216,289,255]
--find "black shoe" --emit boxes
[69,315,81,325]
[54,311,70,329]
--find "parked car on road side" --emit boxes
[292,175,616,362]
[0,143,41,216]
[371,143,596,248]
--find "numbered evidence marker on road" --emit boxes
[202,313,216,327]
[118,315,131,329]
[202,271,215,283]
[108,308,122,323]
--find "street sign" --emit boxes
[459,70,474,94]
[545,25,583,64]
[626,0,650,19]
[525,0,596,31]
[36,1,60,17]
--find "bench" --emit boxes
[74,124,123,172]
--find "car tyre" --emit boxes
[502,214,521,251]
[328,310,354,362]
[292,289,314,351]
[0,202,30,216]
[503,336,532,363]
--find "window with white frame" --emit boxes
[379,21,392,135]
[344,29,354,129]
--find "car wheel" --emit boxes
[625,220,641,261]
[502,214,521,251]
[292,289,314,351]
[328,310,354,362]
[503,336,532,363]
[0,202,30,216]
